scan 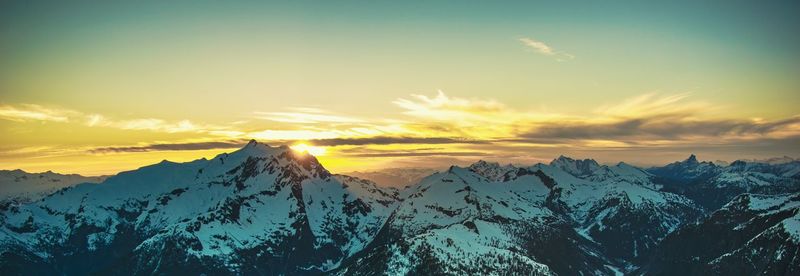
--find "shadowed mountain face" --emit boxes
[1,144,798,275]
[649,155,800,210]
[638,193,800,275]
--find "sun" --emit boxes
[290,143,327,156]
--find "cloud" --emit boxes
[304,136,490,146]
[86,114,105,126]
[394,90,505,115]
[337,147,488,158]
[254,107,362,124]
[392,91,510,126]
[84,136,490,155]
[343,151,488,158]
[248,129,341,140]
[519,115,800,141]
[519,37,574,60]
[519,38,555,55]
[89,141,246,154]
[0,104,75,122]
[594,93,714,118]
[0,103,237,135]
[89,116,226,134]
[117,119,200,133]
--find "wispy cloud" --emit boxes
[594,92,715,118]
[306,136,490,146]
[254,107,363,124]
[395,90,505,114]
[519,116,800,141]
[0,104,75,122]
[117,119,199,133]
[342,150,488,158]
[0,103,239,135]
[87,115,235,135]
[393,90,510,124]
[248,129,342,140]
[89,140,246,154]
[519,37,574,60]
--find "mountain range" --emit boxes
[0,170,106,207]
[1,140,798,275]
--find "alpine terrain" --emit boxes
[1,141,798,275]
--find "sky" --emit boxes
[1,0,799,176]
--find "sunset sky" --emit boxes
[1,1,799,176]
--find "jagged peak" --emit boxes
[550,155,599,167]
[672,154,720,168]
[685,154,698,164]
[550,155,599,169]
[465,160,516,181]
[548,155,604,179]
[468,160,501,169]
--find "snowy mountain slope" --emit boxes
[335,165,615,276]
[335,157,705,275]
[0,170,105,206]
[0,140,398,275]
[639,192,800,275]
[2,149,797,275]
[531,158,703,263]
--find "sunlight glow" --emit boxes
[290,143,327,156]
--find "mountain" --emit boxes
[334,164,614,275]
[739,156,798,165]
[639,192,800,275]
[648,154,722,184]
[2,145,798,275]
[0,170,106,206]
[465,160,517,181]
[535,157,702,264]
[336,158,702,274]
[0,140,398,275]
[649,155,800,210]
[344,167,439,188]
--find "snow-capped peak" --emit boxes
[229,139,284,157]
[549,155,601,178]
[466,160,517,181]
